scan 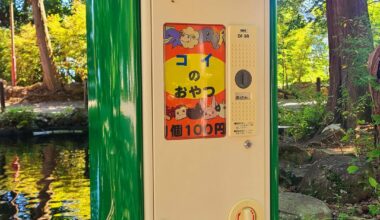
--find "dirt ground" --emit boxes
[6,101,85,114]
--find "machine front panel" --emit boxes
[148,0,271,219]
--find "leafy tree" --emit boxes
[286,24,328,83]
[326,0,374,129]
[31,0,61,91]
[368,0,380,45]
[0,29,11,80]
[44,0,72,16]
[49,1,86,82]
[278,0,328,88]
[0,0,78,28]
[0,23,43,86]
[0,1,86,86]
[15,24,42,85]
[0,0,30,28]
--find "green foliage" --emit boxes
[0,0,86,85]
[368,149,380,160]
[278,0,380,88]
[0,28,11,80]
[347,165,359,174]
[0,0,30,28]
[368,204,380,215]
[340,128,354,143]
[287,82,327,100]
[278,0,328,87]
[15,24,43,85]
[279,94,330,140]
[369,0,380,46]
[337,15,375,87]
[0,0,85,28]
[337,213,350,220]
[343,114,380,202]
[44,0,73,17]
[0,23,42,85]
[369,177,379,190]
[337,90,371,124]
[0,107,36,128]
[372,114,380,126]
[48,1,87,82]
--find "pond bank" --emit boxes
[0,107,88,137]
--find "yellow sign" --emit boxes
[164,23,226,140]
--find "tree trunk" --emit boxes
[368,46,380,145]
[31,0,61,92]
[326,0,373,129]
[32,145,57,219]
[282,45,286,90]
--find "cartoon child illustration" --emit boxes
[218,29,225,47]
[164,27,182,47]
[216,101,226,118]
[187,102,204,120]
[199,28,220,49]
[166,105,188,120]
[180,27,200,49]
[203,97,218,120]
[175,106,188,120]
[166,106,176,120]
[165,26,225,49]
[186,97,225,120]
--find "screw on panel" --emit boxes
[244,140,252,149]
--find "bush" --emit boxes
[279,95,331,141]
[0,107,36,129]
[0,1,86,86]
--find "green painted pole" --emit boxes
[86,0,144,219]
[270,0,279,219]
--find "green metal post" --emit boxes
[270,0,279,219]
[86,0,144,219]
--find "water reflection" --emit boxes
[0,136,90,219]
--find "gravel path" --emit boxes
[5,101,85,114]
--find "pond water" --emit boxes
[0,136,90,220]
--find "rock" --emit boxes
[361,205,369,214]
[298,156,372,203]
[311,148,357,162]
[322,124,343,134]
[279,186,287,193]
[346,217,366,220]
[311,149,331,162]
[356,207,363,215]
[280,161,312,187]
[321,124,346,145]
[279,161,293,187]
[63,82,84,97]
[279,144,312,165]
[279,192,332,220]
[307,141,324,148]
[291,164,312,185]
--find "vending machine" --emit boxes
[87,0,278,219]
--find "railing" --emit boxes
[0,80,5,113]
[316,77,321,93]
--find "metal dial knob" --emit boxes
[235,69,252,89]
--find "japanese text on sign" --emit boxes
[164,23,226,140]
